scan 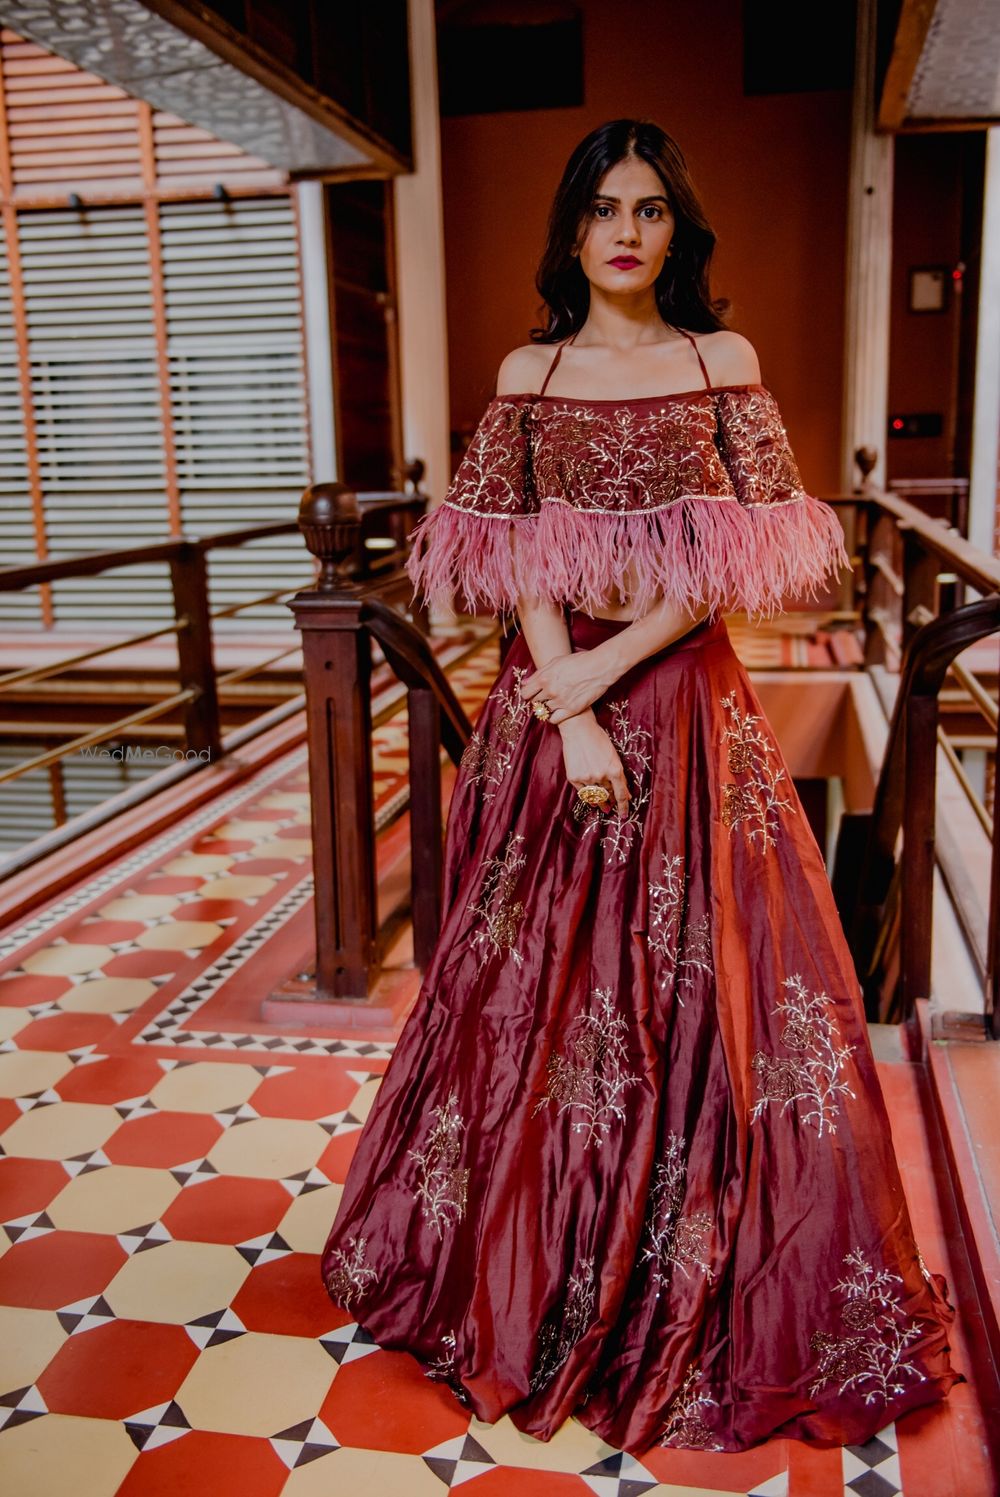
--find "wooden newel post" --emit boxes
[290,483,378,1001]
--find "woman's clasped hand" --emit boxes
[557,714,631,818]
[518,648,631,817]
[517,646,616,725]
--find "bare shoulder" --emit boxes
[495,343,552,397]
[695,329,762,387]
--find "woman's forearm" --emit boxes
[511,524,573,669]
[514,593,573,670]
[588,595,712,684]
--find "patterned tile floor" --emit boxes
[0,625,993,1495]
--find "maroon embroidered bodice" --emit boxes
[405,331,846,618]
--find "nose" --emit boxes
[617,216,640,245]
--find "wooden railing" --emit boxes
[0,490,427,879]
[284,482,474,1001]
[0,476,483,1011]
[828,482,1000,1039]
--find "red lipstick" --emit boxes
[608,256,641,268]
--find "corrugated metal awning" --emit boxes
[0,0,389,174]
[881,0,1000,130]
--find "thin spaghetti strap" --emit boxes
[673,325,712,390]
[537,345,563,398]
[538,328,579,397]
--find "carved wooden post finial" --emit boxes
[397,457,426,495]
[298,482,361,592]
[854,445,878,494]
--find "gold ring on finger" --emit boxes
[576,782,610,806]
[532,698,552,721]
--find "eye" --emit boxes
[640,205,664,219]
[592,204,613,218]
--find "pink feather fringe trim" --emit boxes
[404,495,849,621]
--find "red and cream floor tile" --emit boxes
[37,1317,200,1419]
[116,1430,291,1497]
[104,1239,252,1326]
[0,621,992,1494]
[0,1305,68,1389]
[0,1229,128,1309]
[160,1175,291,1245]
[1,1414,138,1495]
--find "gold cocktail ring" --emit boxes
[532,698,552,721]
[576,783,610,806]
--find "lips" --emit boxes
[609,257,641,268]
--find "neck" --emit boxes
[574,288,674,349]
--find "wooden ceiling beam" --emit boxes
[894,114,1000,133]
[877,0,939,132]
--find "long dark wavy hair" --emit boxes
[531,119,729,342]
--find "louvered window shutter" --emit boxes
[0,745,54,854]
[2,35,144,198]
[0,28,317,631]
[161,196,313,629]
[0,230,38,624]
[17,204,173,624]
[3,195,314,629]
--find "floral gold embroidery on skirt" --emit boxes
[659,1362,724,1450]
[647,853,713,1003]
[808,1248,926,1405]
[460,665,532,799]
[323,1234,377,1311]
[720,690,794,851]
[642,1131,715,1288]
[467,830,527,969]
[407,1091,470,1239]
[425,1330,471,1406]
[750,975,857,1137]
[529,1258,597,1392]
[571,699,652,864]
[532,986,641,1148]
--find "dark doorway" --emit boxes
[327,180,402,491]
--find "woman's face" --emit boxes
[576,155,675,296]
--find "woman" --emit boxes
[321,118,963,1455]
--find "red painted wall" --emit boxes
[439,0,852,495]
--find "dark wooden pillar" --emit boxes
[170,540,222,760]
[288,484,378,1001]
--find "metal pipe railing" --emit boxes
[0,688,198,786]
[0,618,190,691]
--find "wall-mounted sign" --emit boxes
[908,266,950,313]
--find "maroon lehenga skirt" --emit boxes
[320,607,964,1454]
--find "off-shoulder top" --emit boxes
[404,327,847,620]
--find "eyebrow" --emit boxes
[593,194,670,205]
